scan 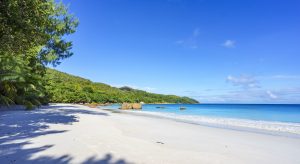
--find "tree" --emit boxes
[0,0,78,108]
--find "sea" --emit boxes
[99,104,300,136]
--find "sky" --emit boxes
[56,0,300,103]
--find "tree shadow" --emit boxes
[1,147,132,164]
[42,105,109,116]
[82,154,133,164]
[0,142,132,163]
[0,142,68,164]
[0,109,79,141]
[0,105,123,164]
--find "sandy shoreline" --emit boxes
[1,104,300,164]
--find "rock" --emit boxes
[85,103,101,108]
[179,107,186,110]
[121,103,132,110]
[121,103,142,110]
[132,103,142,109]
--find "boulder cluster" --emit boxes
[121,103,142,110]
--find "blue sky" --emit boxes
[56,0,300,103]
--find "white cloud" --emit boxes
[178,86,300,103]
[175,28,200,49]
[266,90,278,99]
[222,40,236,48]
[112,84,156,92]
[143,86,157,92]
[180,74,300,103]
[256,75,300,81]
[269,75,300,79]
[226,75,259,89]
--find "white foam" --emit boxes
[128,110,300,136]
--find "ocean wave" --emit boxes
[122,110,300,136]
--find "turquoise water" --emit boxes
[104,104,300,123]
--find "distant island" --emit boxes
[45,69,199,104]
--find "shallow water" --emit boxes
[101,104,300,135]
[104,104,300,123]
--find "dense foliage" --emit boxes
[0,0,78,108]
[45,69,199,104]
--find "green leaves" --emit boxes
[45,69,199,104]
[0,0,78,108]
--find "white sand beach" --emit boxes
[1,104,300,164]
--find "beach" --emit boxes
[1,104,300,164]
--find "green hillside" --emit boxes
[45,69,199,104]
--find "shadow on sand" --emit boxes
[0,105,133,164]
